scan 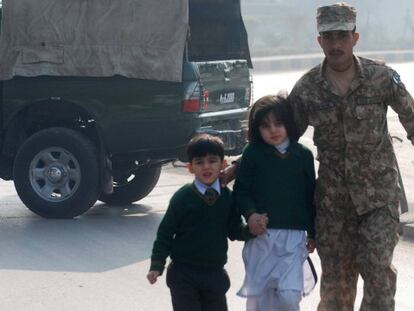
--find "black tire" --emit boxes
[13,127,100,218]
[99,166,161,205]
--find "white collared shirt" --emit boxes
[275,138,290,154]
[194,178,221,195]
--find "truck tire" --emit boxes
[99,166,161,205]
[13,128,100,218]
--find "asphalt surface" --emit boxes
[1,164,414,311]
[1,66,414,310]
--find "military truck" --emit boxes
[0,0,252,218]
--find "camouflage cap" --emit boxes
[317,2,356,33]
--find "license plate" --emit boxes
[219,92,235,104]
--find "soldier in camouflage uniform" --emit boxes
[288,3,414,311]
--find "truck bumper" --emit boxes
[197,108,249,155]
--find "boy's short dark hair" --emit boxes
[187,134,225,161]
[248,93,299,144]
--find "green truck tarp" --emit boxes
[0,0,188,82]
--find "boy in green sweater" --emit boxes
[147,134,251,311]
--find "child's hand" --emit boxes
[147,271,161,284]
[306,238,315,253]
[248,213,268,236]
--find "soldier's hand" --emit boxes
[147,271,161,284]
[306,238,316,253]
[220,161,238,187]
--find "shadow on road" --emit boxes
[0,203,162,273]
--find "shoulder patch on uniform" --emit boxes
[392,73,401,85]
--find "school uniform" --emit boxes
[150,179,251,311]
[233,140,316,311]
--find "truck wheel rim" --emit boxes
[29,147,81,202]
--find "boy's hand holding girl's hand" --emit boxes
[147,271,161,284]
[248,213,268,236]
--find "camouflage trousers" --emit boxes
[315,178,399,311]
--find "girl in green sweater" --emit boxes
[233,94,316,311]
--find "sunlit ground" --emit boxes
[252,62,414,101]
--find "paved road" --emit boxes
[1,164,414,311]
[1,64,414,310]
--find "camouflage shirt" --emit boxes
[289,56,414,215]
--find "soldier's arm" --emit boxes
[288,84,309,138]
[388,69,414,143]
[304,148,316,239]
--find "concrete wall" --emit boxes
[252,50,414,72]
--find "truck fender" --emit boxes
[2,100,112,194]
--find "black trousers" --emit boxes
[166,262,231,311]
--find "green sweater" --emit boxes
[150,184,250,273]
[233,141,316,238]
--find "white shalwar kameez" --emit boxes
[237,229,308,311]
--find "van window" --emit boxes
[188,0,252,67]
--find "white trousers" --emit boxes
[246,289,302,311]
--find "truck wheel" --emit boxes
[13,128,100,218]
[99,166,161,205]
